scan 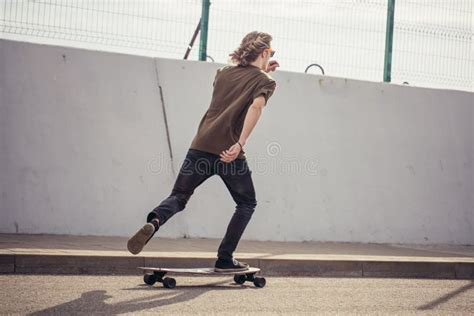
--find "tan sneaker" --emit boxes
[127,223,156,255]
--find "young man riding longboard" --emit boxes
[128,31,279,272]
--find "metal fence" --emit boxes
[1,0,472,91]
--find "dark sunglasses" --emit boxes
[264,48,276,57]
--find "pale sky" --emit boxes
[1,0,472,91]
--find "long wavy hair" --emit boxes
[228,31,273,67]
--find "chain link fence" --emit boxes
[1,0,472,91]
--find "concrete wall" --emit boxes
[1,39,473,245]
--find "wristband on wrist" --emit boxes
[237,141,243,149]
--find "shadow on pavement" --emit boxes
[28,279,257,314]
[417,280,474,310]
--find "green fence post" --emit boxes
[199,0,211,61]
[383,0,395,82]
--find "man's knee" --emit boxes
[236,199,257,217]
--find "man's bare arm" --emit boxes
[238,95,266,147]
[219,95,266,162]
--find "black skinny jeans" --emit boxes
[147,148,257,261]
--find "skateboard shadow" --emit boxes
[28,280,258,315]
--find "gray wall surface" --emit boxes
[1,39,473,245]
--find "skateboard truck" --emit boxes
[233,272,266,288]
[144,271,177,289]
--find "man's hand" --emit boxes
[266,60,280,73]
[220,142,242,163]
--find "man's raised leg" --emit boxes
[127,149,214,254]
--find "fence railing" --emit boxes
[1,0,472,91]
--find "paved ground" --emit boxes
[1,234,473,278]
[1,275,473,315]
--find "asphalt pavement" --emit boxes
[1,275,473,314]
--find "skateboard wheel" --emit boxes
[233,274,246,285]
[163,277,176,289]
[143,273,157,285]
[253,277,266,288]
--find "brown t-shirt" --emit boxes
[190,64,277,159]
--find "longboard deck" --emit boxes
[139,266,260,275]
